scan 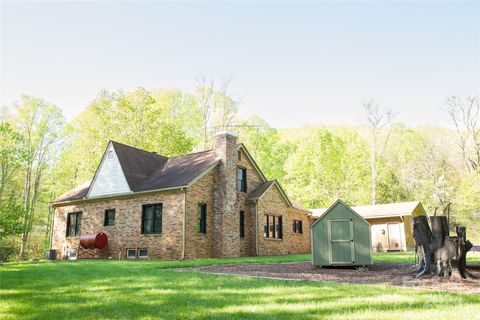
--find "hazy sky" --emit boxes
[1,1,479,128]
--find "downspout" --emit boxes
[181,188,187,260]
[49,206,55,250]
[255,200,259,256]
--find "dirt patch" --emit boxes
[199,262,480,294]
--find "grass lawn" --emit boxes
[1,253,480,319]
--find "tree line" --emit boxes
[1,82,479,261]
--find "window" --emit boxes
[237,167,247,192]
[104,209,115,226]
[127,248,137,259]
[66,212,82,237]
[197,203,207,234]
[264,214,282,239]
[293,220,303,234]
[107,150,114,159]
[239,211,245,238]
[138,248,148,258]
[238,150,242,161]
[142,204,162,234]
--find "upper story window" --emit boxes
[107,150,114,159]
[237,167,247,192]
[104,209,115,226]
[238,150,242,161]
[66,212,82,237]
[197,203,207,234]
[142,203,162,234]
[293,219,303,234]
[264,214,282,239]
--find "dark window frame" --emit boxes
[104,209,116,226]
[239,211,245,238]
[264,214,283,239]
[141,203,163,234]
[66,212,82,237]
[197,203,207,234]
[237,167,247,192]
[293,219,303,234]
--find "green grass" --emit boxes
[1,253,480,319]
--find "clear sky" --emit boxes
[1,1,479,128]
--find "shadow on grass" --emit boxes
[2,261,480,319]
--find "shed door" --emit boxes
[387,223,401,250]
[328,219,354,264]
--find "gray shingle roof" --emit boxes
[53,142,219,203]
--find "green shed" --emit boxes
[311,200,372,267]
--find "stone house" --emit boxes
[50,132,313,260]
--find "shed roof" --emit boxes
[311,201,423,219]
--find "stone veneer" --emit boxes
[51,190,185,260]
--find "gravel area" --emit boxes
[199,262,480,294]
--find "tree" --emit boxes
[284,127,370,207]
[195,77,215,150]
[0,123,27,203]
[236,116,293,181]
[212,78,240,132]
[446,96,480,172]
[13,95,65,259]
[54,88,195,196]
[364,100,394,204]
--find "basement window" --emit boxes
[138,248,148,258]
[126,248,137,259]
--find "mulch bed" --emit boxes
[199,262,480,294]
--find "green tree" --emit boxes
[12,95,65,259]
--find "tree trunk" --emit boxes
[412,216,433,276]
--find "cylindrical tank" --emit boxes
[79,233,108,249]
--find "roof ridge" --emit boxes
[110,140,168,158]
[167,149,214,159]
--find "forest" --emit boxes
[1,81,479,261]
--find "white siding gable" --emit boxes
[87,143,131,198]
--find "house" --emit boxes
[50,132,313,260]
[311,200,372,267]
[311,201,427,252]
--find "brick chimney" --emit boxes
[213,131,240,257]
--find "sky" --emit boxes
[1,1,479,128]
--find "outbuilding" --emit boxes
[311,200,372,267]
[311,201,426,252]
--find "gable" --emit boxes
[311,200,369,229]
[87,143,132,198]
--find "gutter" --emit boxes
[51,185,188,206]
[181,188,187,260]
[49,206,55,250]
[255,200,259,256]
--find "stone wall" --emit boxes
[184,168,216,259]
[213,132,240,257]
[237,147,265,256]
[51,190,185,260]
[257,186,311,256]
